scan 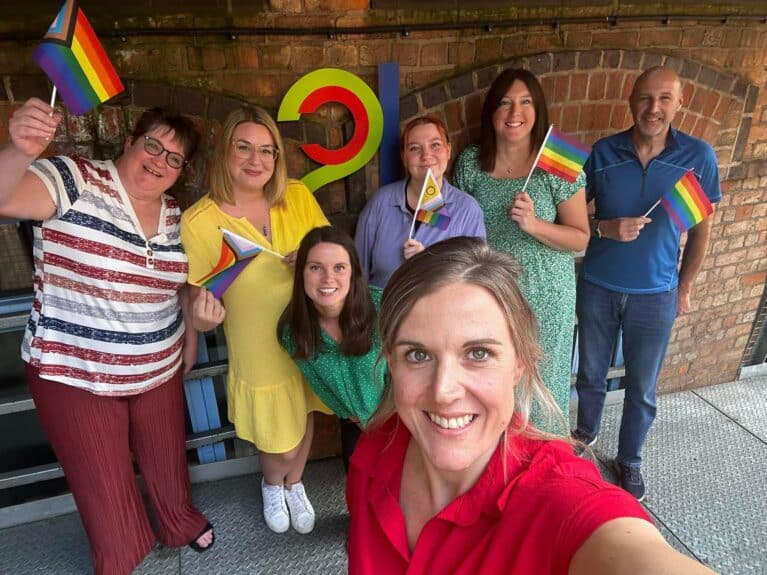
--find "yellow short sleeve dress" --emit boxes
[181,179,332,453]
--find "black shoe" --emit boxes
[615,462,645,502]
[188,522,215,553]
[571,429,597,456]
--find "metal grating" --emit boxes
[3,379,767,574]
[589,385,767,575]
[0,458,349,575]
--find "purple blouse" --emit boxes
[354,178,486,287]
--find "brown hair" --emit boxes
[207,106,288,206]
[130,107,201,162]
[477,69,550,173]
[278,226,377,359]
[369,236,566,439]
[127,108,201,204]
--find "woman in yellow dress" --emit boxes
[181,107,331,535]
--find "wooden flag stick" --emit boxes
[48,86,57,112]
[520,124,554,193]
[643,199,661,218]
[258,245,284,258]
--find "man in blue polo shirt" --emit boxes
[572,66,721,501]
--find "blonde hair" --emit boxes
[208,107,288,206]
[369,237,568,441]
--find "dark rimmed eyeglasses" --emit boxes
[143,136,187,169]
[231,140,279,162]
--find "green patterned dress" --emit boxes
[280,286,385,425]
[454,145,585,420]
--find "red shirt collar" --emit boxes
[360,416,542,537]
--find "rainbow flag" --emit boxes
[536,126,591,183]
[33,0,124,116]
[660,170,713,232]
[197,228,269,299]
[411,168,451,231]
[416,209,451,230]
[418,168,446,212]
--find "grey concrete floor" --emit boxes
[1,376,765,574]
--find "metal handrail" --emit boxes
[0,424,238,490]
[0,357,235,491]
[0,360,229,416]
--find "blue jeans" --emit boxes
[575,277,678,467]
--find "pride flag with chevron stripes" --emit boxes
[660,170,713,232]
[536,126,591,183]
[33,0,124,115]
[197,228,276,299]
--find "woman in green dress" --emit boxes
[279,226,385,471]
[454,69,589,421]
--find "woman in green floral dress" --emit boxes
[454,69,589,421]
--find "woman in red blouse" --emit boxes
[346,236,716,575]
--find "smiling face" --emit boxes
[388,281,525,478]
[629,68,683,144]
[492,79,536,146]
[303,242,353,318]
[226,122,276,194]
[402,122,452,185]
[118,126,185,200]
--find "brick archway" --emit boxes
[401,50,760,180]
[400,50,766,392]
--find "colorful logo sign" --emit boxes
[278,68,384,193]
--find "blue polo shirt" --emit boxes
[582,127,721,294]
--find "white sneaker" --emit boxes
[284,481,315,534]
[261,478,289,533]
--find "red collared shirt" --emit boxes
[347,416,651,575]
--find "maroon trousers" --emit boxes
[26,365,208,575]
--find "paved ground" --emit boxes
[1,376,765,574]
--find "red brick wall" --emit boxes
[1,4,766,394]
[401,48,767,391]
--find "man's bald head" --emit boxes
[631,66,682,100]
[629,66,684,144]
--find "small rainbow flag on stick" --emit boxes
[415,209,450,230]
[33,0,124,116]
[408,168,451,238]
[521,125,591,192]
[644,170,713,232]
[197,228,282,299]
[536,126,592,183]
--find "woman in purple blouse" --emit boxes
[354,115,486,288]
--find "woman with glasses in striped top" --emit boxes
[0,97,213,574]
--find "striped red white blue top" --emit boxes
[23,156,188,396]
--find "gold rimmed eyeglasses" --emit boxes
[231,140,279,162]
